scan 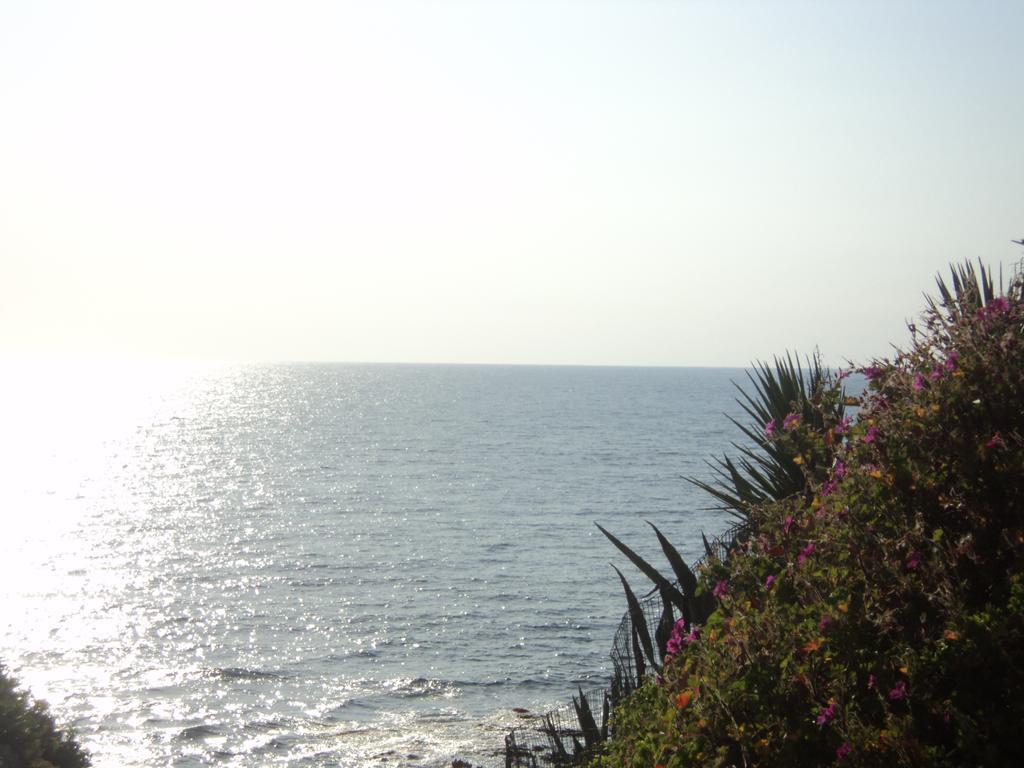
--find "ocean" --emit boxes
[0,362,747,766]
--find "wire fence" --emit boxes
[502,519,749,767]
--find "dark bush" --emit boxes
[0,664,89,768]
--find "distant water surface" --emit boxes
[0,362,748,766]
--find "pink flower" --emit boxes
[836,742,852,760]
[833,416,852,436]
[912,373,926,392]
[783,412,801,432]
[888,680,907,701]
[783,515,796,535]
[797,541,815,565]
[763,419,776,438]
[905,551,921,572]
[815,701,838,725]
[665,618,687,655]
[929,365,944,381]
[836,368,851,382]
[765,574,776,589]
[819,615,832,632]
[665,618,700,653]
[863,427,879,444]
[985,297,1010,315]
[833,461,847,480]
[861,364,884,380]
[712,580,729,599]
[867,674,876,689]
[943,349,959,371]
[986,432,1005,450]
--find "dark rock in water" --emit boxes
[177,724,221,740]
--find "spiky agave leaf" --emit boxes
[611,665,627,705]
[631,624,646,684]
[571,734,584,757]
[647,521,698,597]
[597,524,687,613]
[927,260,1000,327]
[701,531,715,559]
[601,690,610,740]
[654,585,676,663]
[572,687,602,748]
[612,564,659,674]
[541,713,569,760]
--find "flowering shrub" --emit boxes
[595,263,1024,767]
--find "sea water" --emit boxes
[0,362,746,766]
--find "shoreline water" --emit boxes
[1,363,744,766]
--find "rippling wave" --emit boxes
[0,362,741,766]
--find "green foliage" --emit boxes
[594,261,1024,767]
[0,664,89,768]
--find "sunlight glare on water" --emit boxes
[0,361,742,766]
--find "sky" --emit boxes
[1,0,1021,367]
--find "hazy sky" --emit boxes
[1,0,1021,367]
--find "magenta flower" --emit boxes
[819,615,832,632]
[783,515,796,535]
[712,580,729,599]
[943,349,959,371]
[905,551,921,572]
[815,701,838,726]
[763,418,776,438]
[783,412,801,432]
[836,742,852,760]
[912,373,926,392]
[867,674,876,689]
[863,427,879,444]
[836,368,851,382]
[833,416,852,436]
[986,432,1005,450]
[665,618,696,656]
[666,632,683,656]
[861,364,884,380]
[765,574,776,589]
[986,297,1010,315]
[929,365,944,381]
[797,541,815,565]
[821,479,837,497]
[833,461,847,480]
[888,680,907,701]
[977,297,1011,323]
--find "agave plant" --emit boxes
[687,350,842,520]
[600,521,740,681]
[925,259,1002,327]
